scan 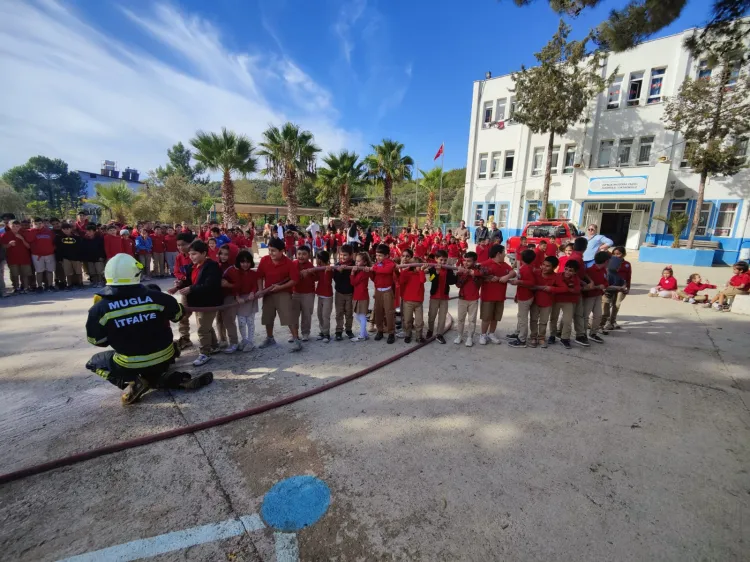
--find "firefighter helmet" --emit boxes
[105,253,144,286]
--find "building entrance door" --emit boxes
[600,213,631,246]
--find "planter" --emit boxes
[638,245,715,267]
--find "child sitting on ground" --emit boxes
[679,274,716,304]
[649,266,677,298]
[704,261,750,311]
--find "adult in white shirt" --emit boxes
[306,220,320,238]
[276,220,284,239]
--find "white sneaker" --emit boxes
[688,298,696,304]
[301,334,309,342]
[479,334,488,345]
[453,335,462,345]
[350,335,368,342]
[713,303,722,309]
[242,340,255,352]
[193,354,211,366]
[224,344,238,354]
[488,333,501,344]
[465,337,474,347]
[290,339,302,352]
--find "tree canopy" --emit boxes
[2,155,85,215]
[153,142,209,184]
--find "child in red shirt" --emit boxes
[557,243,574,272]
[514,236,528,269]
[256,237,301,350]
[508,249,537,348]
[455,251,482,346]
[1,220,32,292]
[315,250,334,342]
[649,266,677,298]
[120,229,135,257]
[705,261,750,310]
[551,260,582,349]
[583,251,610,343]
[164,227,179,276]
[293,246,316,342]
[350,252,372,342]
[426,250,457,343]
[679,273,716,304]
[232,251,259,350]
[447,236,461,265]
[216,245,240,352]
[151,226,166,278]
[104,225,122,261]
[167,233,198,349]
[370,243,397,342]
[399,249,426,343]
[476,238,491,263]
[533,240,548,268]
[530,256,567,348]
[207,238,219,262]
[479,244,515,344]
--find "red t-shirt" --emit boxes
[447,244,460,258]
[351,271,370,301]
[584,264,609,297]
[28,227,55,256]
[534,271,566,307]
[568,251,586,281]
[414,244,427,258]
[533,247,546,268]
[151,234,166,253]
[208,247,219,262]
[1,230,31,265]
[294,260,316,293]
[315,268,334,297]
[121,237,135,257]
[236,268,259,295]
[476,244,490,263]
[657,276,677,291]
[684,281,716,296]
[480,259,513,302]
[257,255,299,293]
[190,261,204,285]
[430,268,450,300]
[729,273,750,292]
[400,268,425,302]
[104,234,121,259]
[516,264,536,302]
[555,272,581,304]
[174,252,191,281]
[164,234,178,252]
[457,269,481,301]
[371,258,396,289]
[557,255,570,272]
[222,264,238,296]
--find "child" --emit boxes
[0,220,32,293]
[479,244,516,344]
[333,244,356,341]
[234,251,259,350]
[514,236,528,269]
[164,226,179,276]
[704,261,750,310]
[290,245,316,344]
[399,249,426,343]
[175,239,223,366]
[120,229,135,257]
[455,251,482,346]
[529,256,563,349]
[414,236,428,259]
[371,243,397,343]
[533,240,548,268]
[649,266,677,298]
[80,224,106,287]
[426,250,457,344]
[568,237,590,346]
[601,246,631,330]
[549,260,582,349]
[447,237,461,266]
[216,245,240,352]
[135,229,153,280]
[557,243,574,271]
[104,225,122,261]
[28,217,56,292]
[56,223,83,289]
[256,238,301,350]
[151,226,166,278]
[350,252,372,342]
[168,233,196,349]
[315,251,334,343]
[507,249,537,348]
[679,274,716,304]
[476,237,491,263]
[582,251,610,344]
[207,238,219,262]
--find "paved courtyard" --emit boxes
[0,258,748,561]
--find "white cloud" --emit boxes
[333,0,367,64]
[0,0,362,176]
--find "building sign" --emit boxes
[588,175,648,195]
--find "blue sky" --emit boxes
[0,0,711,176]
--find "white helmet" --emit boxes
[105,253,144,286]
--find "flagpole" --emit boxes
[414,165,419,228]
[438,141,444,234]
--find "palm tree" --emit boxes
[258,122,320,225]
[317,150,364,222]
[190,128,257,227]
[419,166,444,226]
[87,182,136,224]
[364,140,413,231]
[653,213,690,248]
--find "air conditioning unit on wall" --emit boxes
[525,189,542,200]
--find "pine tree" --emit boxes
[662,20,750,248]
[511,20,609,218]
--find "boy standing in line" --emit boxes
[399,249,426,344]
[315,251,334,343]
[135,229,153,280]
[455,251,481,347]
[529,256,562,349]
[256,238,301,351]
[582,251,610,344]
[568,237,591,347]
[332,244,355,341]
[549,260,581,349]
[151,226,166,278]
[29,217,57,292]
[371,244,397,344]
[104,225,122,262]
[164,226,179,276]
[1,220,32,293]
[479,244,516,345]
[56,223,83,289]
[168,233,195,349]
[80,224,106,287]
[426,250,457,344]
[507,249,537,348]
[292,246,316,343]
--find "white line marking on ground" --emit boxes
[57,514,267,562]
[274,532,300,562]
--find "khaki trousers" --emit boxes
[317,296,333,335]
[572,297,585,338]
[516,298,534,343]
[138,253,152,275]
[551,302,575,340]
[292,292,315,337]
[217,295,239,344]
[8,264,32,290]
[178,295,192,339]
[601,291,626,326]
[530,304,552,340]
[456,299,478,338]
[196,311,218,354]
[152,253,165,276]
[401,300,424,337]
[583,295,603,335]
[334,292,354,332]
[428,299,449,334]
[373,289,395,334]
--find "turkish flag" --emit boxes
[433,144,444,161]
[497,121,505,130]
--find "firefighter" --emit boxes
[85,253,213,405]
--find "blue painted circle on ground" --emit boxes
[261,475,331,532]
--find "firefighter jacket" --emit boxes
[86,284,184,369]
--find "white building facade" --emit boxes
[463,27,750,265]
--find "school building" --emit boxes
[462,25,750,265]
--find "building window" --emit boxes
[495,98,507,121]
[527,202,541,222]
[696,202,712,236]
[735,137,748,164]
[478,153,488,179]
[89,173,97,178]
[496,203,509,228]
[638,136,654,165]
[531,147,544,176]
[563,145,576,174]
[627,72,644,106]
[482,102,493,127]
[728,62,741,88]
[490,152,501,178]
[503,151,515,177]
[557,202,570,219]
[715,202,737,237]
[617,138,633,167]
[680,142,696,168]
[647,68,665,104]
[697,60,712,80]
[550,145,561,174]
[667,201,688,235]
[473,203,484,226]
[487,203,496,221]
[607,75,623,109]
[598,140,614,168]
[509,97,517,121]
